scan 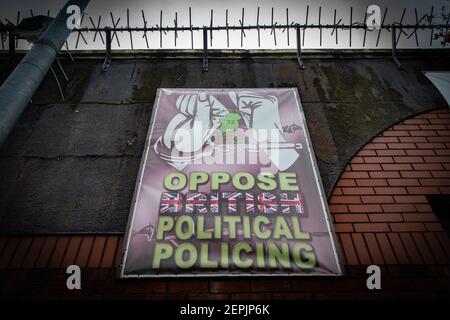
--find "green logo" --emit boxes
[219,113,241,132]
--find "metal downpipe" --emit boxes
[0,0,90,146]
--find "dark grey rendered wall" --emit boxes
[0,52,448,233]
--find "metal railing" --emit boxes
[1,5,449,71]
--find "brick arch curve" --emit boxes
[329,107,450,266]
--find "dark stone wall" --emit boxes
[0,53,448,233]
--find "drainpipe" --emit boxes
[0,0,90,146]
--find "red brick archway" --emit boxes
[0,107,449,299]
[329,107,450,267]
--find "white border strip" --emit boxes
[118,88,163,278]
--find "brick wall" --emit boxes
[330,107,450,267]
[0,107,449,300]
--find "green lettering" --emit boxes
[174,243,197,269]
[232,172,255,191]
[253,216,271,239]
[189,172,209,191]
[292,242,316,269]
[211,172,231,190]
[164,172,187,191]
[175,215,195,240]
[152,243,173,268]
[268,242,291,268]
[232,242,253,268]
[279,172,299,191]
[257,172,277,191]
[156,216,174,240]
[273,216,293,239]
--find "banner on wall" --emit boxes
[119,88,342,277]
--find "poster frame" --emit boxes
[118,88,344,278]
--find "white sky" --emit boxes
[1,0,450,50]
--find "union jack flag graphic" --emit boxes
[244,193,256,214]
[159,192,183,214]
[185,192,208,214]
[222,192,243,214]
[210,192,219,214]
[280,192,304,214]
[257,192,278,214]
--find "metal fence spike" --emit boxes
[4,6,446,54]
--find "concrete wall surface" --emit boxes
[0,51,448,233]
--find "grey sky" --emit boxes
[1,0,449,49]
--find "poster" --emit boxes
[120,88,342,277]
